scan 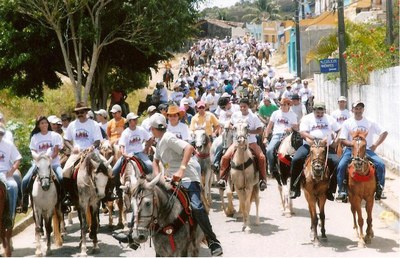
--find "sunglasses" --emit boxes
[197,106,205,109]
[75,111,86,115]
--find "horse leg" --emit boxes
[278,184,285,213]
[34,211,43,257]
[78,206,88,256]
[226,188,235,217]
[53,207,63,247]
[4,229,12,257]
[206,167,213,207]
[364,198,374,244]
[107,201,114,228]
[45,215,53,256]
[318,198,327,240]
[350,196,365,247]
[117,198,124,229]
[90,206,100,253]
[307,196,320,246]
[252,187,260,225]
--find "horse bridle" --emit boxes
[352,136,368,165]
[310,139,329,180]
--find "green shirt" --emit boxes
[258,104,279,118]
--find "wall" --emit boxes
[314,66,400,173]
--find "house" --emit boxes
[195,19,248,39]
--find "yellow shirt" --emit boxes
[107,118,126,142]
[190,112,219,136]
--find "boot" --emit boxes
[16,194,29,214]
[105,178,118,202]
[259,179,267,191]
[217,155,230,190]
[112,232,140,250]
[289,171,301,199]
[62,178,73,207]
[192,209,223,256]
[326,174,337,201]
[375,184,385,200]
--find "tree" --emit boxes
[251,0,281,23]
[1,0,200,105]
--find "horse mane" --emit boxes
[351,129,368,139]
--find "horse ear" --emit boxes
[306,138,314,146]
[105,156,114,167]
[32,152,40,162]
[90,158,98,169]
[360,130,368,138]
[144,173,162,189]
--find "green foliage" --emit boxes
[307,21,399,85]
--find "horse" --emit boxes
[0,179,13,257]
[75,150,113,256]
[257,49,270,67]
[99,140,124,229]
[302,139,330,246]
[163,69,174,90]
[133,173,204,256]
[31,153,63,256]
[347,130,376,247]
[223,121,260,232]
[275,131,303,217]
[187,52,195,72]
[193,129,212,213]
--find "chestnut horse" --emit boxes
[0,180,13,257]
[347,130,376,247]
[302,139,330,246]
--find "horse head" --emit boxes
[350,130,369,173]
[193,129,209,151]
[33,153,53,191]
[233,121,249,148]
[99,140,114,160]
[82,151,113,199]
[307,138,328,180]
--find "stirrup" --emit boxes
[62,194,72,206]
[336,192,348,202]
[259,180,267,191]
[217,179,226,190]
[16,206,28,214]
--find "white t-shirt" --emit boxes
[339,117,384,148]
[0,139,22,174]
[4,130,14,143]
[219,104,240,127]
[169,91,184,103]
[155,132,200,183]
[290,104,303,123]
[180,97,196,109]
[141,117,151,132]
[299,88,313,102]
[270,109,298,134]
[331,109,351,126]
[300,113,340,144]
[30,131,63,165]
[98,122,108,132]
[64,119,103,150]
[119,126,151,154]
[206,93,220,112]
[167,122,192,142]
[231,111,262,144]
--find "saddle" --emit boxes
[229,148,257,171]
[0,179,13,229]
[120,155,149,178]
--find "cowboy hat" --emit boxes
[167,105,184,119]
[74,102,91,112]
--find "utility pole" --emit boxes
[386,0,394,45]
[337,0,347,97]
[301,0,305,19]
[295,0,301,78]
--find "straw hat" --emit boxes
[167,105,184,119]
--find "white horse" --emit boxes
[225,121,260,232]
[193,129,212,213]
[31,153,63,256]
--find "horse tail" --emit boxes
[52,207,63,247]
[86,206,92,228]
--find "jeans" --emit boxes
[212,142,223,168]
[113,152,153,179]
[266,133,284,175]
[337,147,385,192]
[0,173,20,220]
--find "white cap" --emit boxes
[149,113,167,129]
[126,112,139,120]
[48,115,62,125]
[147,105,157,113]
[87,110,94,119]
[338,96,347,102]
[94,109,108,118]
[111,104,122,113]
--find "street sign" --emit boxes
[319,58,339,73]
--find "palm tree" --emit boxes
[251,0,282,23]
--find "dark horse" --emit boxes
[163,69,174,90]
[347,130,376,247]
[0,180,13,257]
[133,173,204,256]
[69,150,113,256]
[275,131,303,217]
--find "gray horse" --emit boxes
[133,174,204,256]
[76,150,113,256]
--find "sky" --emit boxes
[198,0,241,10]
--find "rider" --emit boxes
[336,101,388,201]
[217,98,268,191]
[112,112,153,200]
[289,102,341,201]
[264,98,298,178]
[167,105,192,142]
[61,102,104,208]
[330,96,351,126]
[189,101,220,141]
[0,123,22,222]
[19,116,67,213]
[107,104,126,153]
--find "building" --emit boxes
[196,19,248,39]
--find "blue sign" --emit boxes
[319,58,339,73]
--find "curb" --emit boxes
[12,211,34,237]
[378,199,399,219]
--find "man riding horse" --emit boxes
[336,101,388,201]
[289,102,340,201]
[217,98,267,191]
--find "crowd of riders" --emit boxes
[0,35,388,256]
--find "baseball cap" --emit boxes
[313,102,326,109]
[111,104,122,113]
[221,92,231,98]
[95,109,108,118]
[352,101,365,108]
[182,99,189,105]
[196,101,206,108]
[87,110,94,119]
[338,96,347,102]
[149,113,167,129]
[291,94,300,100]
[147,105,157,113]
[126,112,139,121]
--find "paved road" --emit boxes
[10,176,399,257]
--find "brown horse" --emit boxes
[257,49,270,66]
[302,139,330,246]
[163,69,174,90]
[0,180,13,257]
[347,130,376,247]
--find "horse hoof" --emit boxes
[243,226,251,233]
[284,212,292,218]
[313,241,321,247]
[358,242,366,248]
[35,251,43,257]
[116,223,124,230]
